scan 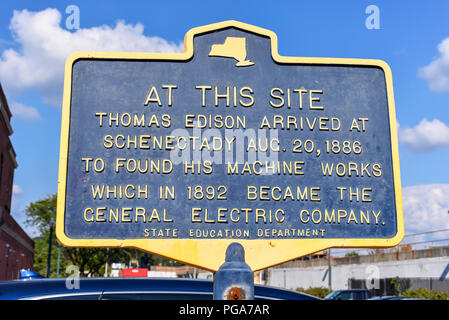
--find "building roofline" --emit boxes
[0,83,13,136]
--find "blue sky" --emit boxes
[0,0,448,244]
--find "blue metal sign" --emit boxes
[57,21,403,271]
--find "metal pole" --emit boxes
[56,242,61,278]
[283,270,286,288]
[213,243,254,300]
[328,248,332,291]
[46,219,55,278]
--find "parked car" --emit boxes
[0,270,320,300]
[368,296,430,300]
[324,289,371,300]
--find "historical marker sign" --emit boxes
[56,21,404,271]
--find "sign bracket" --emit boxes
[213,242,254,300]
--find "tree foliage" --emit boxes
[296,287,332,298]
[399,288,449,300]
[24,193,179,277]
[24,194,57,237]
[344,251,359,258]
[31,236,70,278]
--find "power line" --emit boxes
[401,237,449,246]
[404,228,449,238]
[327,228,449,256]
[331,238,449,255]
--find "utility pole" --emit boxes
[56,242,61,278]
[46,219,55,278]
[328,248,332,291]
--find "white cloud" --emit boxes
[10,185,41,237]
[402,184,449,238]
[10,184,29,235]
[419,37,449,91]
[0,8,183,106]
[9,101,41,120]
[12,184,24,195]
[399,118,449,153]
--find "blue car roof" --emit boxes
[0,277,320,300]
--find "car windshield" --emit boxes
[324,291,341,299]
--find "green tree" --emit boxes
[23,194,63,277]
[31,237,71,278]
[400,288,449,300]
[296,287,332,299]
[345,251,359,258]
[24,193,180,277]
[24,193,57,236]
[64,247,128,277]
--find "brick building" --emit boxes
[0,83,34,280]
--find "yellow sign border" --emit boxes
[56,20,404,272]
